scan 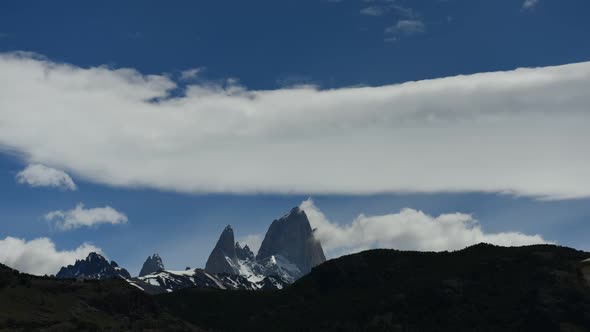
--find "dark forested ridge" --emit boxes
[156,244,590,332]
[0,263,200,331]
[1,244,590,331]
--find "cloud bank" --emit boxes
[300,199,549,257]
[0,53,589,198]
[0,236,102,275]
[45,203,128,230]
[16,164,77,191]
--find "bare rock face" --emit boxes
[204,207,327,283]
[205,225,239,274]
[139,253,165,277]
[235,242,255,261]
[256,207,326,275]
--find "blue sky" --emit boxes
[0,0,589,276]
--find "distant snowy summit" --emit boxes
[205,206,326,283]
[136,206,326,293]
[139,253,165,277]
[54,251,286,294]
[55,206,326,294]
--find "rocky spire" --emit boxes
[138,253,165,277]
[235,242,255,261]
[256,207,326,275]
[205,225,239,274]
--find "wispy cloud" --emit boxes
[45,203,128,231]
[360,2,416,18]
[391,4,417,18]
[0,236,102,275]
[385,19,426,35]
[300,199,550,257]
[360,6,386,16]
[16,164,77,191]
[276,74,315,88]
[180,68,203,81]
[522,0,540,11]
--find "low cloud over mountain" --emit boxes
[0,236,102,275]
[300,199,549,257]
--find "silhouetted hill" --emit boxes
[3,244,590,331]
[156,244,590,332]
[0,262,199,331]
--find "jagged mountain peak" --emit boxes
[85,252,105,262]
[139,253,165,277]
[56,252,131,280]
[256,206,326,275]
[235,242,255,261]
[274,206,313,229]
[204,207,326,283]
[282,206,305,219]
[205,225,238,274]
[218,225,236,250]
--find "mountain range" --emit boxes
[10,205,589,330]
[3,243,590,331]
[158,243,590,331]
[56,206,325,294]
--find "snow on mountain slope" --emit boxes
[130,268,287,294]
[204,207,325,284]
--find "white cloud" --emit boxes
[16,164,77,191]
[522,0,539,11]
[0,236,102,275]
[237,234,263,253]
[44,203,128,230]
[180,68,202,81]
[300,199,550,257]
[385,19,425,35]
[0,52,590,199]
